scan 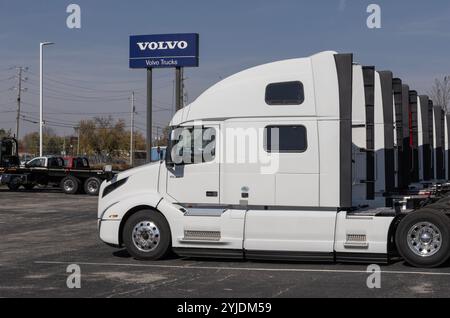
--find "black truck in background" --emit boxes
[0,137,113,195]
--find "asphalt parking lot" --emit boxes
[1,186,450,298]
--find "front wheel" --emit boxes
[396,210,450,268]
[122,210,171,260]
[7,177,21,191]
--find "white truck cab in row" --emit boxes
[98,51,450,268]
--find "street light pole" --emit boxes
[39,41,54,157]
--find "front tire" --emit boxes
[396,210,450,268]
[7,177,21,191]
[123,210,171,260]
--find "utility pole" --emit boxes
[76,127,80,156]
[62,135,66,156]
[130,91,135,166]
[15,67,27,141]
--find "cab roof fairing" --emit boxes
[169,51,344,127]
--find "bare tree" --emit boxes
[429,76,450,113]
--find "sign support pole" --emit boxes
[146,68,153,163]
[130,91,135,166]
[175,67,183,111]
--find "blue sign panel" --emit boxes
[129,33,199,69]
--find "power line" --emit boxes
[24,80,132,99]
[20,101,63,113]
[25,89,131,102]
[0,66,15,72]
[26,70,173,88]
[0,76,15,82]
[21,114,77,126]
[22,110,136,115]
[0,88,13,93]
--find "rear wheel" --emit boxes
[60,176,80,195]
[396,210,450,268]
[7,177,21,191]
[84,177,101,196]
[123,210,171,260]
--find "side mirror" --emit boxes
[104,165,114,182]
[165,154,175,168]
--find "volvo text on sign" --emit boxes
[129,33,199,69]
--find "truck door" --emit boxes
[165,124,245,253]
[48,157,64,183]
[27,157,48,185]
[166,125,220,204]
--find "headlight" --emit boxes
[102,177,128,198]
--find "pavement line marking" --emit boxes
[34,261,450,276]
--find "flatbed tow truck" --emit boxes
[0,137,113,195]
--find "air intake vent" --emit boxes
[344,234,369,249]
[184,230,221,242]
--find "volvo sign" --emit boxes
[129,33,199,68]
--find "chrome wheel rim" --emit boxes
[132,220,160,252]
[87,180,98,194]
[407,222,442,257]
[64,180,75,192]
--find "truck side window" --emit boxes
[28,158,45,167]
[264,125,307,153]
[49,158,62,168]
[168,127,216,165]
[265,81,304,105]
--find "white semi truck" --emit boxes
[97,51,450,268]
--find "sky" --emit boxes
[1,0,450,138]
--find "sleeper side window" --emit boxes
[265,81,304,105]
[264,125,307,153]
